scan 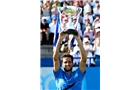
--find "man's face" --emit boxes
[85,19,89,23]
[42,20,46,24]
[97,32,100,37]
[62,57,73,72]
[53,19,56,23]
[63,19,68,24]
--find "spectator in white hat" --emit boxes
[83,37,95,67]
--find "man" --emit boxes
[40,19,49,45]
[53,29,87,90]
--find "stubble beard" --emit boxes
[64,67,72,72]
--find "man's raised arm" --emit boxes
[74,34,87,73]
[53,30,66,72]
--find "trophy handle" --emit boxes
[75,7,82,30]
[77,7,82,16]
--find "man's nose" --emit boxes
[66,63,70,65]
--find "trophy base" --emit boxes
[63,29,78,36]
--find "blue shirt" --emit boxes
[53,67,86,90]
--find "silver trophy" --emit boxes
[58,6,82,36]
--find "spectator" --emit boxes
[83,12,93,25]
[51,0,61,8]
[51,0,60,19]
[82,17,92,33]
[83,0,92,6]
[57,0,65,7]
[61,11,68,22]
[92,28,100,66]
[70,45,80,67]
[93,3,100,17]
[40,19,49,45]
[41,1,51,24]
[72,16,81,32]
[92,16,100,30]
[83,37,94,67]
[74,0,83,8]
[83,0,92,15]
[61,17,68,32]
[90,0,100,9]
[90,0,96,9]
[49,16,57,45]
[63,0,73,6]
[83,26,94,41]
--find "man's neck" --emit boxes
[65,70,72,74]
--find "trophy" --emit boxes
[58,6,82,36]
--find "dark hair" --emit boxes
[43,19,46,22]
[61,53,73,62]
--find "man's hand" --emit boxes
[40,29,46,32]
[73,31,81,41]
[42,29,46,32]
[58,29,67,40]
[94,17,100,22]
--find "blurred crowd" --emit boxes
[40,0,100,67]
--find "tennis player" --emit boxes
[53,29,87,90]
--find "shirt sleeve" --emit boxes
[53,67,63,79]
[76,68,86,77]
[46,23,49,29]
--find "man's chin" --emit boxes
[64,68,72,72]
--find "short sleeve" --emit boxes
[53,67,63,79]
[45,23,49,29]
[76,68,86,77]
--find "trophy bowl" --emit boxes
[63,29,78,36]
[58,6,82,36]
[63,6,77,16]
[62,6,80,36]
